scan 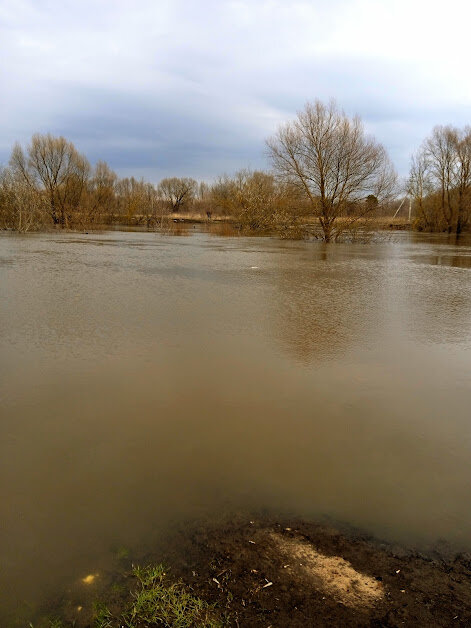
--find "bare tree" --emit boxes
[197,181,210,201]
[140,182,161,229]
[410,125,471,233]
[209,175,235,216]
[267,100,397,241]
[424,126,458,233]
[228,170,278,230]
[157,177,197,213]
[10,133,90,227]
[194,181,213,219]
[408,151,436,230]
[86,161,117,224]
[0,166,47,232]
[455,127,471,234]
[115,176,155,224]
[209,170,306,236]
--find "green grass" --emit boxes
[94,564,226,628]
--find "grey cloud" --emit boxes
[1,0,470,180]
[0,81,266,179]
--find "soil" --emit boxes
[159,517,471,627]
[39,515,471,627]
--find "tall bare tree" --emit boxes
[157,177,197,212]
[424,126,457,233]
[10,133,90,227]
[86,161,117,224]
[455,127,471,234]
[115,177,151,221]
[410,125,471,233]
[267,100,397,241]
[408,152,436,230]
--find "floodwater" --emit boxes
[1,229,470,622]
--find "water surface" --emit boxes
[1,229,470,621]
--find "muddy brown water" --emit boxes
[0,228,470,623]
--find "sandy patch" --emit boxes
[268,531,383,608]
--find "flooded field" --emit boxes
[1,229,470,623]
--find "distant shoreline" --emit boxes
[0,214,414,235]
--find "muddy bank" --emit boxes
[35,516,471,627]
[162,517,471,626]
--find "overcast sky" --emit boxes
[1,0,470,182]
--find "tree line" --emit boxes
[408,125,471,234]
[0,135,204,232]
[1,100,470,240]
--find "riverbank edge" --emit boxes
[0,215,414,235]
[36,515,471,627]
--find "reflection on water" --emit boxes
[418,254,471,269]
[272,244,391,362]
[0,229,470,622]
[409,232,471,269]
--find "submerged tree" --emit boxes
[408,125,471,233]
[10,133,90,227]
[425,126,458,233]
[455,129,471,234]
[0,166,46,231]
[209,169,306,235]
[211,170,278,230]
[267,100,397,241]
